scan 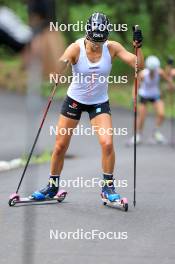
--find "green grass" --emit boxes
[21,151,51,165]
[0,57,20,74]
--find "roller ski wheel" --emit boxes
[56,190,67,202]
[8,190,67,206]
[101,193,128,212]
[9,193,20,207]
[121,198,128,212]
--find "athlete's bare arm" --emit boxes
[57,43,80,73]
[108,41,144,69]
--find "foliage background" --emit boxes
[0,0,175,116]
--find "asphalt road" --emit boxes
[0,91,175,264]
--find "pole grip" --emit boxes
[133,25,139,32]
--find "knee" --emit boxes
[54,141,67,156]
[158,112,165,121]
[100,140,114,155]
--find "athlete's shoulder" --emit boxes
[67,42,80,59]
[67,42,80,52]
[107,40,127,58]
[106,40,123,58]
[68,39,84,54]
[107,40,123,49]
[60,41,80,64]
[75,37,85,45]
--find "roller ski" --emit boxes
[101,178,128,212]
[9,176,67,206]
[9,190,67,206]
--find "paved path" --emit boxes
[0,91,175,264]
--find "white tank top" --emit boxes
[67,38,112,104]
[139,69,160,98]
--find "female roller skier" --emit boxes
[129,55,174,144]
[31,12,144,202]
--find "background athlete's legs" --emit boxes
[153,99,165,128]
[128,101,147,144]
[137,103,147,133]
[90,113,115,174]
[152,99,166,142]
[50,115,79,175]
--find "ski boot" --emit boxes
[101,178,128,211]
[31,176,59,200]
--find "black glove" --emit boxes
[132,25,143,48]
[167,56,174,65]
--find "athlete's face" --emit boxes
[89,40,105,50]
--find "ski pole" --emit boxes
[133,25,139,207]
[16,82,58,193]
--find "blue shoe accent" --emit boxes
[102,179,120,202]
[31,191,46,200]
[107,193,121,202]
[31,177,59,201]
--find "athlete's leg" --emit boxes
[128,101,147,145]
[152,99,166,143]
[50,95,82,176]
[31,94,82,200]
[153,99,165,128]
[137,102,147,133]
[50,115,79,175]
[31,115,79,200]
[90,113,121,201]
[90,113,115,173]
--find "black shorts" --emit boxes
[61,95,111,120]
[139,95,161,104]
